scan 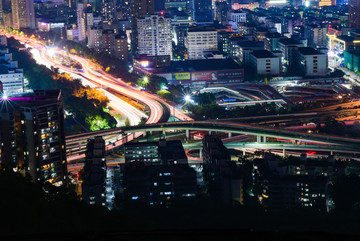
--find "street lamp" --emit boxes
[184,94,192,103]
[143,76,149,84]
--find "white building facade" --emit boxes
[186,28,218,60]
[137,15,172,58]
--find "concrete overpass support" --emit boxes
[283,149,286,157]
[162,129,166,138]
[228,133,232,138]
[199,149,203,159]
[257,136,261,143]
[186,129,189,139]
[262,136,266,143]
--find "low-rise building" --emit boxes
[250,50,280,75]
[296,47,327,76]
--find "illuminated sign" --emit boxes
[192,72,217,81]
[172,72,191,80]
[217,70,244,80]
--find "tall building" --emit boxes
[130,0,155,56]
[76,1,86,42]
[101,0,116,24]
[82,136,107,206]
[115,34,129,61]
[0,90,67,185]
[137,15,172,58]
[11,0,35,30]
[186,27,218,59]
[194,0,213,23]
[349,0,360,28]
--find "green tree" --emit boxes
[125,118,130,127]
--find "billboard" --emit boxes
[172,72,191,81]
[192,71,218,81]
[217,70,244,80]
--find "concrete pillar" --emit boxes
[209,131,212,135]
[257,136,261,143]
[228,132,232,138]
[162,129,166,138]
[263,136,266,143]
[330,151,334,155]
[186,129,189,139]
[243,148,246,156]
[199,149,203,159]
[283,149,286,157]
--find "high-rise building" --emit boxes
[82,136,107,206]
[0,90,67,185]
[101,0,116,24]
[11,0,35,30]
[137,15,172,58]
[186,27,218,59]
[76,1,86,42]
[130,0,155,56]
[349,0,360,28]
[194,0,213,23]
[115,34,129,61]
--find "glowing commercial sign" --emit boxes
[172,72,191,80]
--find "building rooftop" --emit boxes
[337,35,354,42]
[279,38,301,45]
[165,59,242,72]
[188,26,217,32]
[297,47,321,55]
[251,50,276,58]
[265,32,282,38]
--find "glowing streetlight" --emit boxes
[143,76,149,84]
[184,94,192,102]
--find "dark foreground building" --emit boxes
[0,90,67,185]
[82,136,107,206]
[123,139,197,206]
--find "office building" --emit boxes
[349,0,360,28]
[137,15,172,58]
[186,27,218,60]
[0,90,67,185]
[82,136,107,206]
[11,0,36,29]
[250,50,280,75]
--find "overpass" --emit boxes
[65,121,360,161]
